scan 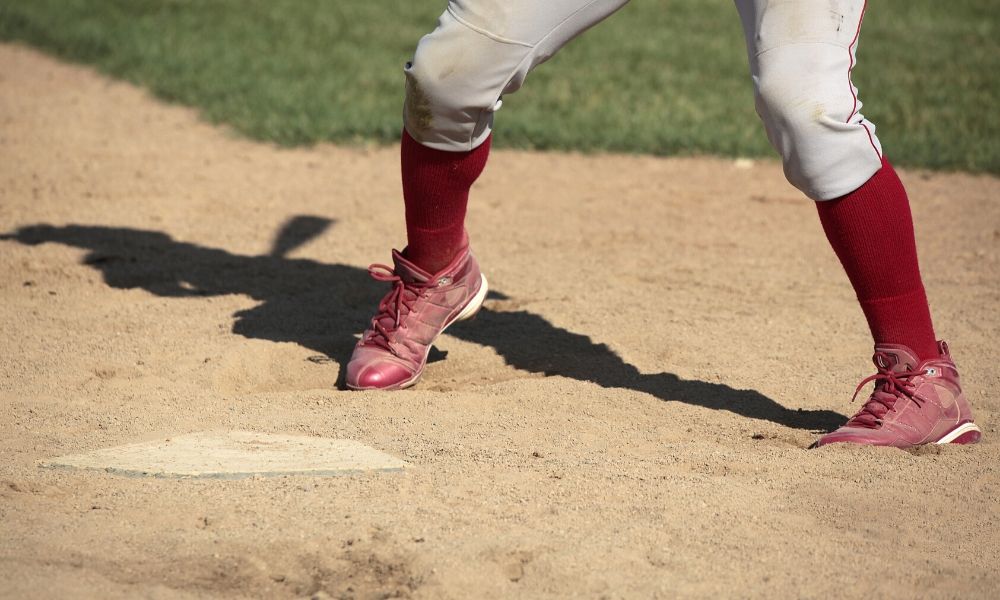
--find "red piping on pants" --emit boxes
[846,0,882,159]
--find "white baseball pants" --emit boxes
[403,0,884,200]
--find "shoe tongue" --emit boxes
[872,344,920,373]
[391,249,432,284]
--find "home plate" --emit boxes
[39,431,407,478]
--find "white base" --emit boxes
[40,431,407,478]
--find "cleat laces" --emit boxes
[846,351,929,429]
[363,264,433,355]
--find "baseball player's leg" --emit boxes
[401,0,629,272]
[735,0,978,446]
[346,0,630,390]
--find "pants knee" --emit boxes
[402,1,628,152]
[403,11,529,152]
[752,49,883,200]
[403,52,496,152]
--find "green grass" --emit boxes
[1,0,997,173]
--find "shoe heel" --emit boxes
[950,430,982,444]
[935,421,982,445]
[455,274,488,322]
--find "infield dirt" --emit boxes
[1,44,998,599]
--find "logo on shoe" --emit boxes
[875,353,896,369]
[933,385,960,418]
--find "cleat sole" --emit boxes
[935,421,982,445]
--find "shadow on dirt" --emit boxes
[2,217,845,432]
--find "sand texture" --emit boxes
[1,44,998,599]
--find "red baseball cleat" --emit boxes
[345,245,488,390]
[815,341,981,448]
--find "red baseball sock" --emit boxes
[400,130,491,273]
[816,157,939,360]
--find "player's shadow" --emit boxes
[2,218,844,432]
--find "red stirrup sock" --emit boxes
[816,157,939,360]
[400,130,491,273]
